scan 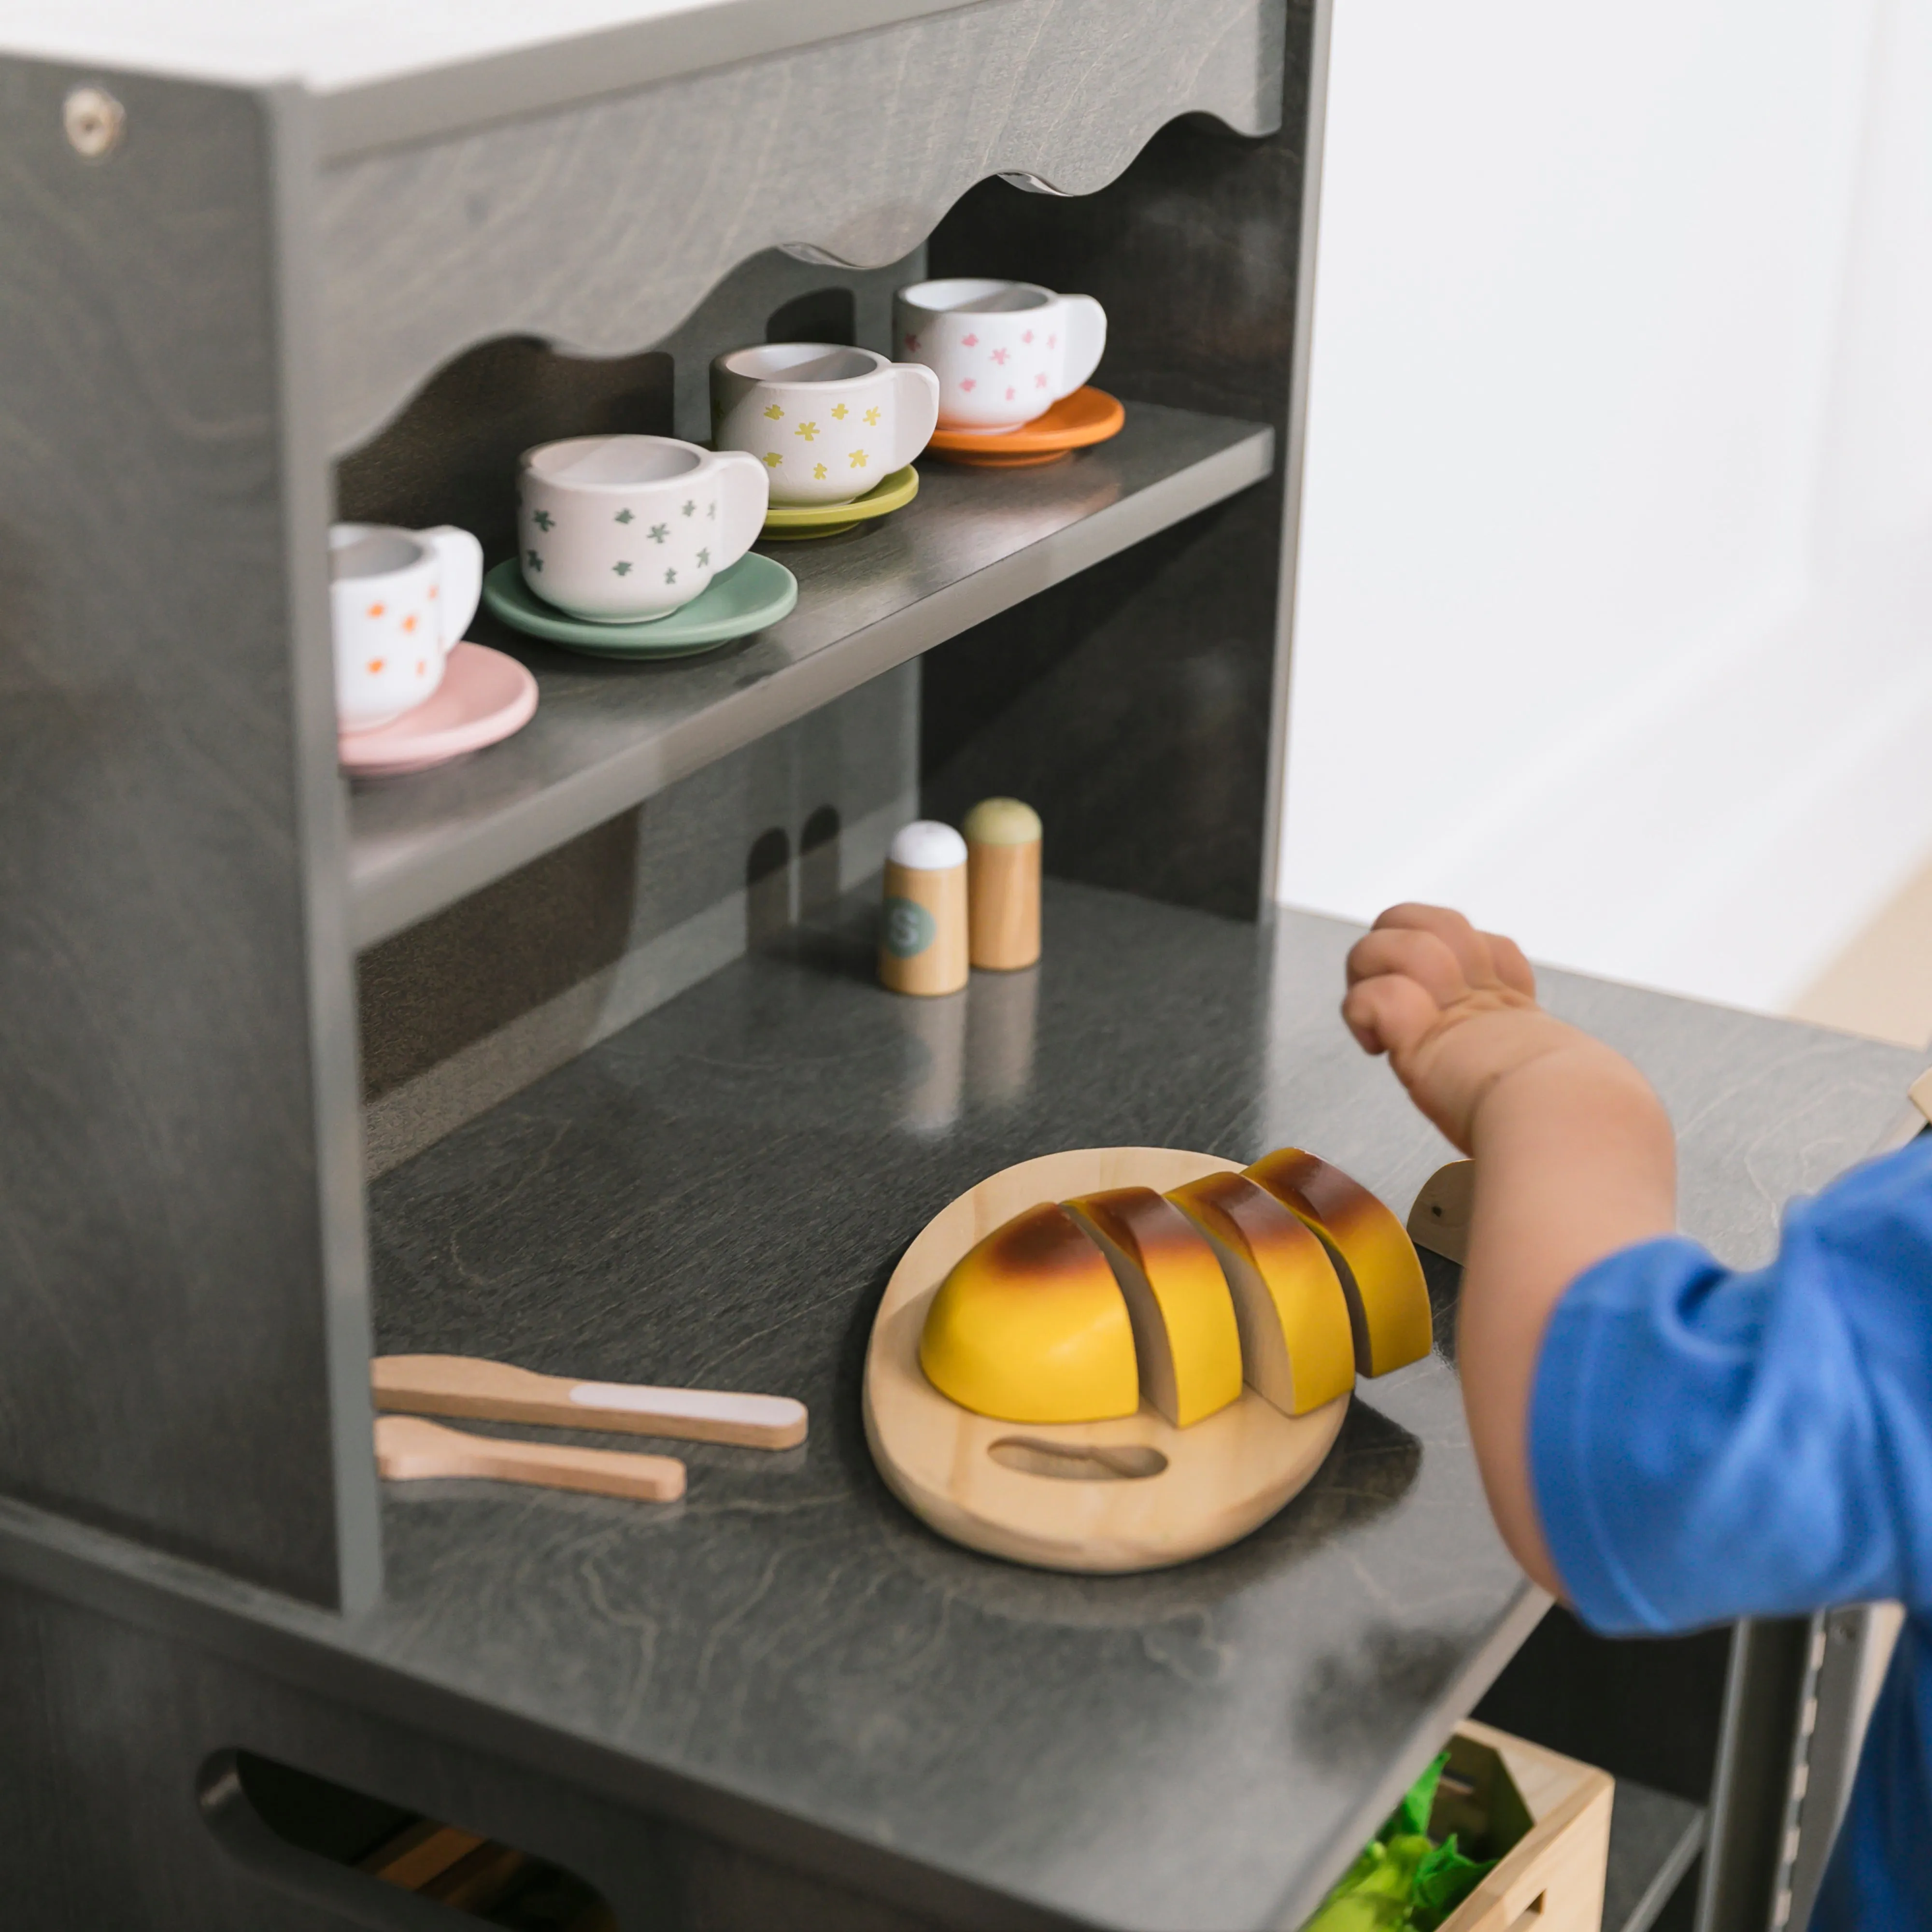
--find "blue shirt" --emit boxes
[1530,1132,1932,1928]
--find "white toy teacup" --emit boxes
[893,279,1107,434]
[518,436,768,623]
[329,523,483,735]
[711,345,940,507]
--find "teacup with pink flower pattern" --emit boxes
[893,278,1107,435]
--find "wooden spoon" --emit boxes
[374,1415,685,1502]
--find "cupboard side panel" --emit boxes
[0,62,368,1604]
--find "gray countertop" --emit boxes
[0,886,1917,1930]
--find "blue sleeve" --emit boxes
[1530,1134,1932,1634]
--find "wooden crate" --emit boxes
[1434,1721,1614,1932]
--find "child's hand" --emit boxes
[1342,904,1675,1598]
[1342,904,1615,1154]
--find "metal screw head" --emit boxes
[63,86,125,161]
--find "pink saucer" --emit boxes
[339,641,537,777]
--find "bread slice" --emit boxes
[1165,1173,1355,1417]
[1244,1149,1432,1377]
[918,1201,1139,1422]
[1065,1186,1243,1427]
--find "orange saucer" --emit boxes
[925,387,1126,468]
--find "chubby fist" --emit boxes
[1343,904,1607,1153]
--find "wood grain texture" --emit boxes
[866,1147,1349,1572]
[357,667,918,1174]
[653,244,920,447]
[348,401,1270,946]
[333,247,917,536]
[0,892,1917,1929]
[315,0,1288,450]
[1409,1160,1475,1266]
[351,886,1920,1929]
[0,59,376,1605]
[316,0,979,160]
[375,1416,686,1501]
[0,0,970,120]
[966,838,1041,971]
[1441,1721,1614,1932]
[364,1819,488,1891]
[1909,1064,1932,1127]
[920,45,1314,919]
[373,1354,809,1448]
[0,1576,882,1930]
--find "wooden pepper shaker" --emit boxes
[880,821,969,995]
[964,797,1041,970]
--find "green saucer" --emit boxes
[760,465,919,541]
[482,552,798,658]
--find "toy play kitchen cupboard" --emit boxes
[0,2,1908,1927]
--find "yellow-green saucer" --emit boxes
[759,465,918,540]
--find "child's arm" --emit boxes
[1341,904,1676,1592]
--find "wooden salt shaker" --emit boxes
[880,821,969,995]
[964,797,1041,970]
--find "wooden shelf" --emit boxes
[0,881,1904,1929]
[1605,1780,1705,1932]
[359,884,1540,1932]
[346,402,1272,947]
[348,880,1862,1930]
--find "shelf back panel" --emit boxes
[920,32,1318,920]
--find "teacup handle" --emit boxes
[886,362,941,470]
[420,526,483,653]
[710,450,770,568]
[1058,295,1108,398]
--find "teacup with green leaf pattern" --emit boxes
[517,435,767,623]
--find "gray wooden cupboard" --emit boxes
[0,1,1908,1926]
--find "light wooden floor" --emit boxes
[1788,850,1932,1049]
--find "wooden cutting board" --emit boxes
[863,1147,1350,1573]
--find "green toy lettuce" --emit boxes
[1304,1754,1496,1932]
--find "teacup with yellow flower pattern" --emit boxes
[711,344,940,509]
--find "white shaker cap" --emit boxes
[888,820,968,871]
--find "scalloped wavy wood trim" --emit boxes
[317,0,1287,450]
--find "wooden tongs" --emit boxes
[371,1354,808,1505]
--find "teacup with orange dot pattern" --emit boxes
[329,523,484,735]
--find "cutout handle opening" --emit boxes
[199,1749,616,1928]
[988,1437,1167,1481]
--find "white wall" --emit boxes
[1279,0,1932,1012]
